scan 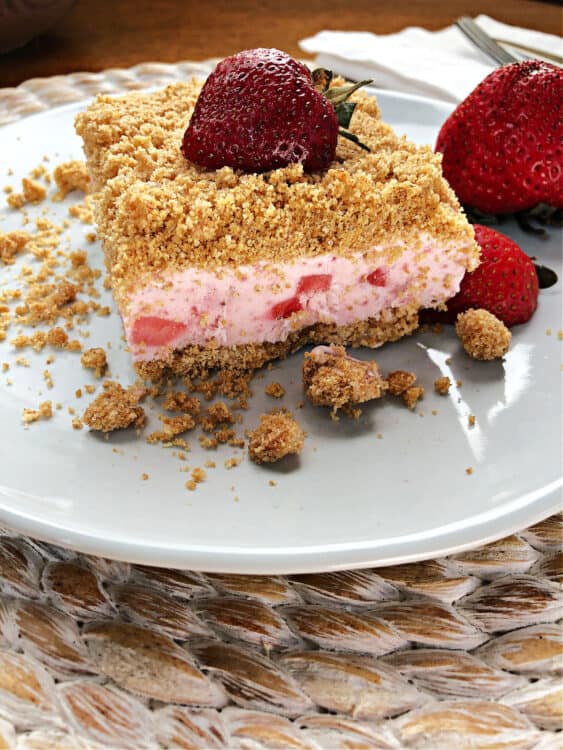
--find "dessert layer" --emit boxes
[134,306,419,381]
[127,235,468,361]
[75,79,480,300]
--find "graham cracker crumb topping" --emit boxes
[75,79,478,298]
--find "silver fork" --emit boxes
[456,17,523,66]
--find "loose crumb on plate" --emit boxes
[22,400,52,425]
[303,345,386,417]
[402,385,424,410]
[387,370,417,396]
[434,376,451,395]
[248,411,305,464]
[82,381,145,432]
[80,347,107,378]
[265,381,285,398]
[53,160,90,200]
[456,308,511,360]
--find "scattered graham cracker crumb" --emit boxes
[303,345,386,417]
[15,356,30,367]
[265,382,285,398]
[468,414,476,426]
[162,391,200,414]
[431,409,438,416]
[82,381,145,432]
[7,177,46,208]
[269,480,277,487]
[434,376,451,395]
[387,370,417,396]
[185,480,197,491]
[53,160,90,200]
[204,460,216,469]
[84,384,96,394]
[0,231,30,265]
[456,309,511,360]
[456,379,463,387]
[1,363,9,372]
[43,370,53,389]
[224,457,241,469]
[191,467,206,483]
[22,400,52,425]
[248,411,304,464]
[141,473,149,481]
[80,347,107,378]
[557,330,563,340]
[200,401,234,431]
[466,467,473,475]
[72,417,83,430]
[545,328,552,336]
[402,386,424,410]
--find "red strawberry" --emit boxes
[436,61,563,214]
[444,225,539,326]
[182,48,370,174]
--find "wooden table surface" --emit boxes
[0,0,561,89]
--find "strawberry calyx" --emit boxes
[311,68,372,153]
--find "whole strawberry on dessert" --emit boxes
[182,47,370,173]
[436,61,563,215]
[442,224,539,326]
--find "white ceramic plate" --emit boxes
[0,89,561,573]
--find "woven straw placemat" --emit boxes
[0,62,562,749]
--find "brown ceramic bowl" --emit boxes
[0,0,76,54]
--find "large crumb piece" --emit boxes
[402,386,424,410]
[265,382,285,398]
[434,376,451,395]
[53,160,90,200]
[387,370,417,396]
[303,345,387,416]
[456,309,511,360]
[82,381,145,432]
[22,400,52,425]
[248,411,304,464]
[80,347,107,378]
[0,231,30,265]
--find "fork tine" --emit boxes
[456,17,519,67]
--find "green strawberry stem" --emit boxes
[338,129,371,152]
[311,68,373,152]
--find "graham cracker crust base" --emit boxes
[134,306,418,381]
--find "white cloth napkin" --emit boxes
[300,15,562,103]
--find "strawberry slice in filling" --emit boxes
[132,316,188,347]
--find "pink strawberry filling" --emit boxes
[126,238,471,359]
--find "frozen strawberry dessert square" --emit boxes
[75,49,479,381]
